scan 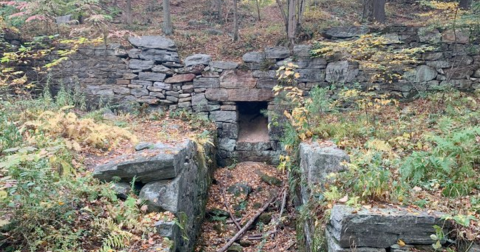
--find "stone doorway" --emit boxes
[237,101,269,143]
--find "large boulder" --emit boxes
[128,36,177,51]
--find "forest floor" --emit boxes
[197,162,296,252]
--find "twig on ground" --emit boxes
[220,184,242,231]
[216,188,284,252]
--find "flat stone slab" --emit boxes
[93,142,189,183]
[205,88,273,101]
[323,26,370,39]
[128,36,177,51]
[329,205,449,248]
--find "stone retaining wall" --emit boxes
[52,26,480,166]
[298,141,453,252]
[93,139,216,252]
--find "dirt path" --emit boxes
[196,162,296,252]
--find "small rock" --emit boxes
[111,182,131,199]
[227,242,243,252]
[135,142,154,151]
[227,183,252,197]
[260,173,282,186]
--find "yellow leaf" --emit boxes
[397,239,406,247]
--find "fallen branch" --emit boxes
[220,185,241,231]
[216,189,282,252]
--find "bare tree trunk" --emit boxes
[373,0,386,23]
[233,0,239,41]
[459,0,471,10]
[126,0,132,25]
[216,0,223,22]
[363,0,385,23]
[287,0,297,45]
[255,0,261,21]
[275,0,288,33]
[362,0,373,22]
[163,0,173,35]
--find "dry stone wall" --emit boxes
[298,141,452,252]
[53,25,480,166]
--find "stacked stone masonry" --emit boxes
[93,140,215,252]
[298,141,455,252]
[54,26,480,166]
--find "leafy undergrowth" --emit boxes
[0,90,214,251]
[197,162,296,252]
[276,84,480,248]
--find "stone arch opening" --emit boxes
[237,101,269,143]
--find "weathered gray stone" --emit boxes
[329,205,449,248]
[152,65,173,73]
[185,54,211,66]
[265,46,290,59]
[256,79,278,89]
[236,142,271,151]
[111,182,131,198]
[220,70,257,89]
[192,93,209,112]
[415,65,437,82]
[128,48,141,59]
[129,59,154,70]
[326,61,359,83]
[297,69,326,82]
[131,87,149,97]
[93,147,185,183]
[219,123,238,139]
[128,36,177,51]
[474,68,480,78]
[165,74,196,84]
[242,51,265,63]
[205,88,273,102]
[166,96,179,102]
[210,111,237,123]
[218,138,236,151]
[155,220,177,239]
[326,229,386,252]
[426,60,451,68]
[293,44,312,58]
[442,29,470,44]
[299,142,349,188]
[139,49,180,63]
[308,58,328,69]
[139,72,166,82]
[323,26,370,39]
[114,87,131,95]
[424,52,443,61]
[418,28,441,43]
[148,82,172,92]
[140,179,180,212]
[193,77,220,88]
[210,61,239,70]
[252,70,277,79]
